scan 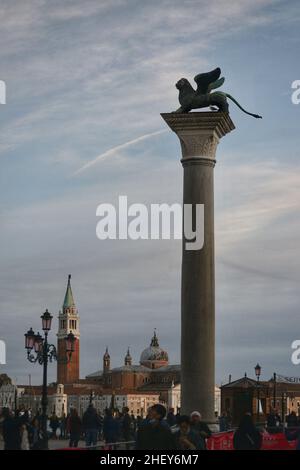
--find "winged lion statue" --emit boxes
[173,67,262,119]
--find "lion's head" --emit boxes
[175,78,190,90]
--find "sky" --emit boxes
[1,0,300,386]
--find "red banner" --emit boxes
[207,431,297,450]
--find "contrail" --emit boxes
[73,129,167,176]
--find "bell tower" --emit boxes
[57,275,80,384]
[124,347,132,366]
[103,347,110,374]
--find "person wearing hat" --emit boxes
[190,411,212,449]
[174,415,205,450]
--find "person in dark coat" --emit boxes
[2,408,21,450]
[166,408,176,427]
[233,414,262,450]
[286,411,298,428]
[60,412,67,439]
[82,404,101,447]
[130,413,136,432]
[49,412,59,439]
[219,411,230,432]
[174,415,205,450]
[122,407,133,447]
[103,409,120,445]
[190,411,212,449]
[68,408,82,448]
[28,417,46,450]
[266,409,281,433]
[136,404,175,450]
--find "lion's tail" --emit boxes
[225,93,262,119]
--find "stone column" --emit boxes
[161,112,235,421]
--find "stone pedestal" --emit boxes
[161,112,235,421]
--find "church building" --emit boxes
[17,275,182,416]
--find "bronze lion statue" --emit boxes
[173,67,262,119]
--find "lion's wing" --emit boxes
[208,77,225,93]
[194,68,221,94]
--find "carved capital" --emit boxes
[178,133,219,161]
[161,111,235,165]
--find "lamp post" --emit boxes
[273,372,277,411]
[14,386,18,412]
[110,391,116,414]
[24,309,76,449]
[254,363,261,423]
[281,392,287,426]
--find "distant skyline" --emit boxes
[1,0,300,385]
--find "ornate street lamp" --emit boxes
[24,309,76,449]
[41,309,53,331]
[273,372,277,411]
[33,332,43,353]
[254,363,262,423]
[255,363,261,379]
[24,328,35,350]
[281,392,287,425]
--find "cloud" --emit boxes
[72,129,167,175]
[0,0,283,161]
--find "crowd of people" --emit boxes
[0,405,137,450]
[233,410,300,450]
[2,403,300,451]
[0,403,214,450]
[0,407,46,450]
[136,405,212,450]
[267,409,300,432]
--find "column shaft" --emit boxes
[181,157,215,419]
[161,112,235,422]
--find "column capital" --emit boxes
[161,112,235,165]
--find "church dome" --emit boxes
[140,330,169,369]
